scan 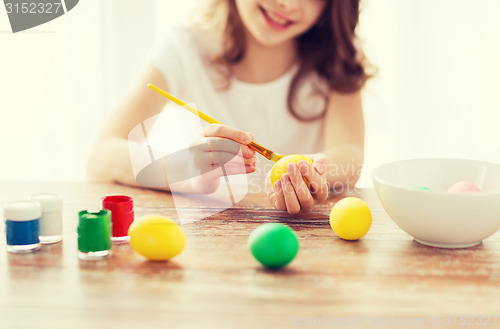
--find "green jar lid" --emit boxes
[78,209,112,253]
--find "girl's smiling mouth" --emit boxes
[259,5,295,30]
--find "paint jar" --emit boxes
[102,195,134,243]
[30,193,63,244]
[4,200,41,253]
[77,209,112,260]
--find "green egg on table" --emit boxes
[248,223,299,269]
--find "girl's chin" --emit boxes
[252,31,295,48]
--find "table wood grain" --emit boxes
[1,181,500,329]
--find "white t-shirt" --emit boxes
[148,24,327,183]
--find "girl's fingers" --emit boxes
[241,145,256,158]
[218,163,256,175]
[280,174,301,214]
[265,172,275,206]
[203,138,255,158]
[265,171,274,195]
[194,151,256,173]
[203,124,253,145]
[286,162,314,210]
[207,151,256,166]
[200,162,256,178]
[311,154,330,175]
[273,180,287,211]
[298,160,328,202]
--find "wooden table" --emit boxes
[1,181,500,329]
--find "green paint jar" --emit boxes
[77,209,112,260]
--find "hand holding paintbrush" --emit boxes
[148,83,285,162]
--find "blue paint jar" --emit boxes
[4,200,41,253]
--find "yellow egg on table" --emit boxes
[270,154,313,186]
[128,215,186,261]
[329,197,372,240]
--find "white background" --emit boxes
[0,0,499,187]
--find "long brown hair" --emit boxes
[197,0,373,121]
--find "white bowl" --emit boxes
[372,158,500,248]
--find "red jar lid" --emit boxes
[102,195,134,237]
[102,195,133,212]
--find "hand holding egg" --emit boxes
[266,154,329,214]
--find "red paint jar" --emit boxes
[102,195,134,243]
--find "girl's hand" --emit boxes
[187,124,257,193]
[266,154,329,213]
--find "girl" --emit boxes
[87,0,372,214]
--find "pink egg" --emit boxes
[447,181,481,193]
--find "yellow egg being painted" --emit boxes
[128,215,186,261]
[270,154,313,187]
[329,197,372,240]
